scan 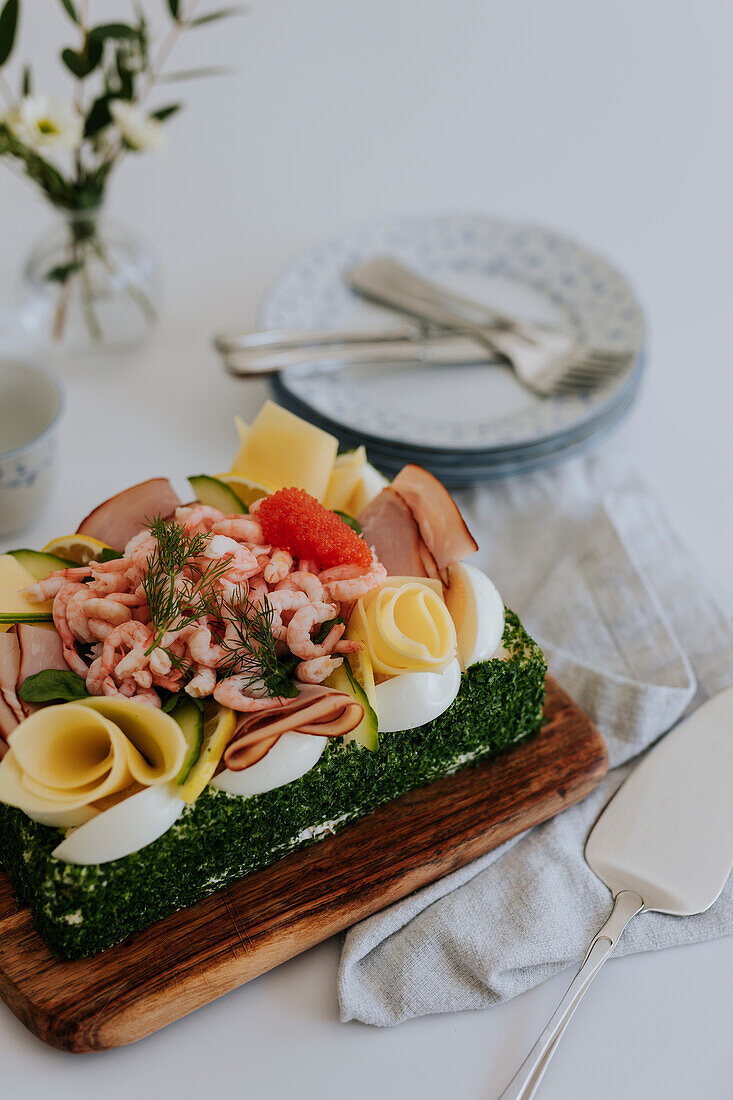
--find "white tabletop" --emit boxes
[1,1,732,1096]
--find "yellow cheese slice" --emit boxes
[346,462,390,516]
[0,699,186,826]
[230,401,338,502]
[376,575,443,596]
[324,447,367,511]
[0,555,53,619]
[234,415,250,443]
[77,697,187,783]
[334,447,367,469]
[350,578,457,677]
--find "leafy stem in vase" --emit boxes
[0,0,242,345]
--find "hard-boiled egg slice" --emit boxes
[31,804,100,829]
[51,783,185,866]
[212,732,328,797]
[375,658,461,734]
[445,561,505,668]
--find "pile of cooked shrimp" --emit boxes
[23,501,387,711]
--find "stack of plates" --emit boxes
[260,214,645,485]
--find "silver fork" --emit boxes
[347,257,636,397]
[350,256,560,336]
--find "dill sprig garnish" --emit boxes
[140,515,232,655]
[137,516,299,698]
[200,584,299,699]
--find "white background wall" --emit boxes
[1,2,732,1096]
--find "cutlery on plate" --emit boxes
[347,255,562,338]
[347,257,635,397]
[497,686,733,1100]
[214,325,500,376]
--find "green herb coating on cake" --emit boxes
[0,610,545,959]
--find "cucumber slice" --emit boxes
[0,612,54,625]
[188,475,248,514]
[327,659,379,750]
[178,701,237,803]
[7,548,75,582]
[171,698,205,784]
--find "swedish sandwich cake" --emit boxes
[0,402,545,958]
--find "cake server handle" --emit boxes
[496,890,643,1100]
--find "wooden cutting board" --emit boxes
[0,676,606,1052]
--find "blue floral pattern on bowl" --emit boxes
[0,435,56,491]
[0,359,64,538]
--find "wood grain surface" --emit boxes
[0,675,607,1052]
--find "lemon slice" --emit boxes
[42,534,115,566]
[215,474,272,509]
[177,701,237,804]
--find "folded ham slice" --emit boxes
[17,624,69,686]
[0,633,23,724]
[224,684,363,771]
[358,488,432,579]
[391,465,477,580]
[77,478,181,551]
[358,465,477,584]
[0,626,70,730]
[0,696,15,753]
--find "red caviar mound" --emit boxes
[257,487,372,570]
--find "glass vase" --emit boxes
[21,206,158,355]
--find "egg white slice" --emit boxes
[51,783,185,866]
[447,562,505,667]
[375,658,461,734]
[212,731,328,797]
[31,804,100,829]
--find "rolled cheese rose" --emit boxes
[0,697,186,828]
[352,576,457,676]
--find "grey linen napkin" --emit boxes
[338,452,733,1026]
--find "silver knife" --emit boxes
[498,686,733,1100]
[213,326,500,377]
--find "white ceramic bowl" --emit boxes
[0,361,65,538]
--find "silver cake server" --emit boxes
[498,685,733,1100]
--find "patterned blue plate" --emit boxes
[273,353,643,486]
[261,212,645,456]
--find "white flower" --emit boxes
[5,95,83,153]
[109,101,164,152]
